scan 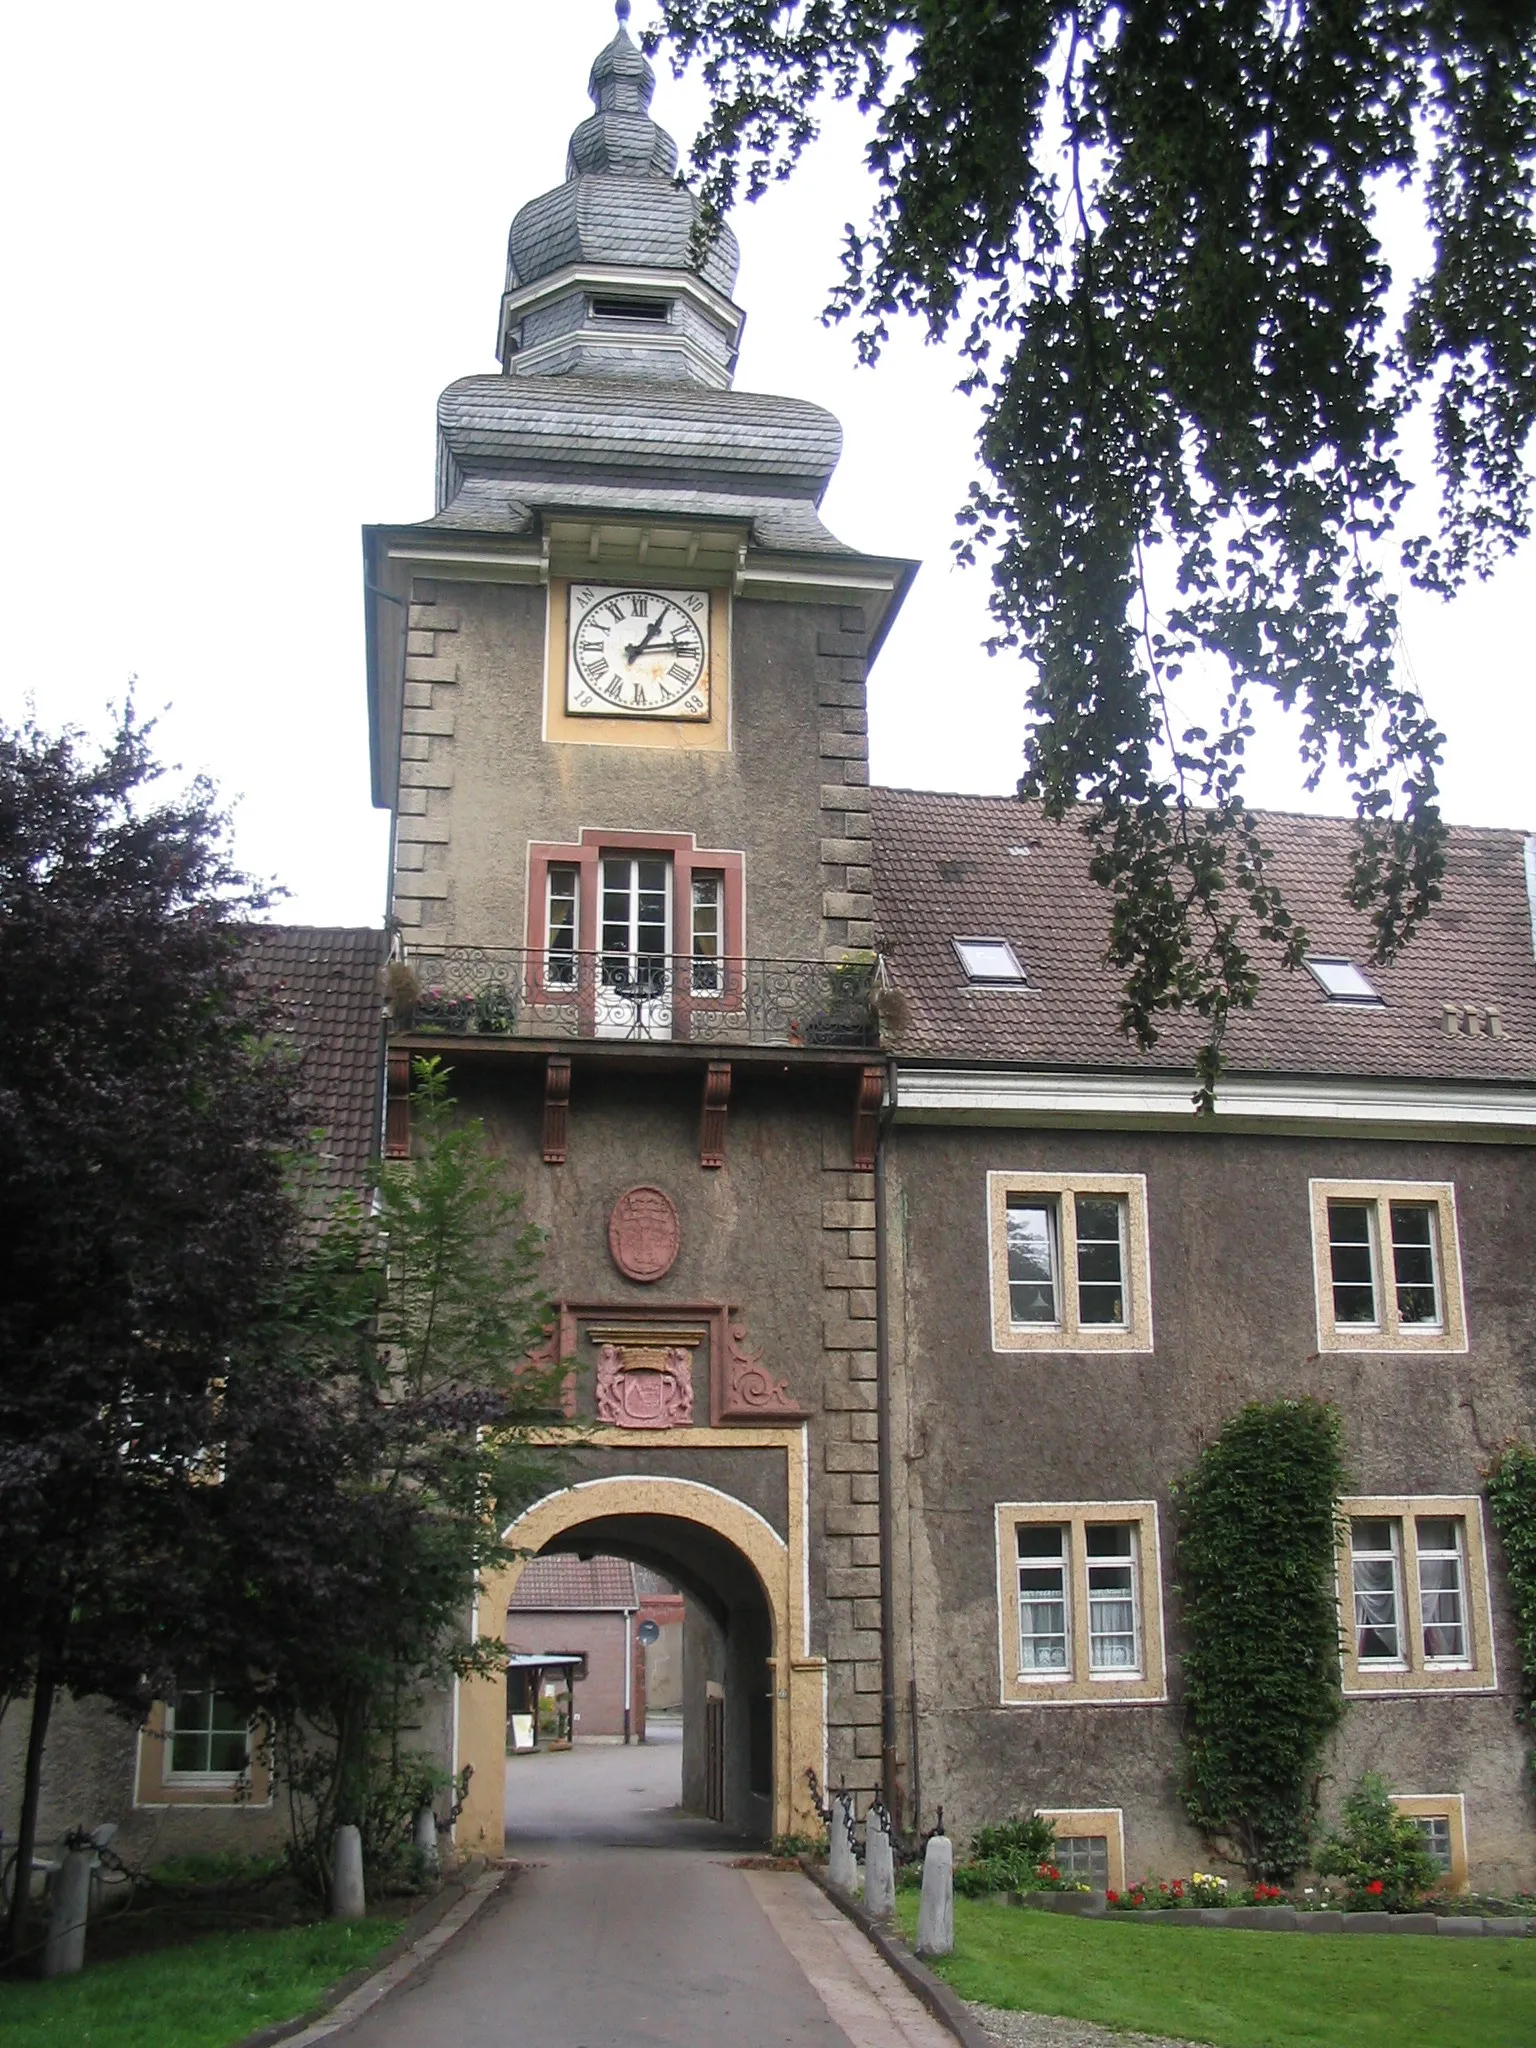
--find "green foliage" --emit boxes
[1175,1398,1346,1880]
[208,1058,569,1900]
[948,1813,1069,1896]
[1485,1440,1536,1764]
[769,1830,829,1860]
[892,1896,1536,2048]
[0,1919,402,2048]
[1315,1773,1439,1912]
[650,3,1536,1096]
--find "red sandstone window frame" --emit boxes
[525,829,745,1027]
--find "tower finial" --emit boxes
[615,0,631,21]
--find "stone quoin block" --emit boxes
[850,1474,881,1504]
[408,604,460,632]
[849,1412,880,1444]
[819,731,867,761]
[403,707,457,736]
[823,1200,878,1231]
[404,654,460,685]
[825,1440,880,1474]
[396,787,428,814]
[855,1661,883,1693]
[406,630,437,656]
[823,1378,878,1413]
[826,1567,882,1601]
[823,891,873,921]
[817,630,867,659]
[404,681,435,708]
[394,816,452,843]
[399,761,454,789]
[825,1504,880,1538]
[849,1535,882,1568]
[400,734,431,761]
[822,783,873,812]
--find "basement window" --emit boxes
[954,937,1026,983]
[1307,956,1383,1005]
[590,294,670,324]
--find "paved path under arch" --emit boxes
[326,1735,955,2047]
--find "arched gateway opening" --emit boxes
[453,1475,826,1851]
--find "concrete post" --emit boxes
[331,1824,366,1920]
[863,1805,895,1919]
[827,1790,857,1894]
[916,1832,954,1957]
[413,1805,439,1877]
[41,1848,94,1977]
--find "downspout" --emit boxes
[623,1606,635,1745]
[874,1057,901,1828]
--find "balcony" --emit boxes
[386,947,885,1053]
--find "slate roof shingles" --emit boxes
[871,789,1536,1084]
[242,924,388,1197]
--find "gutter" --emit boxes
[873,1056,901,1827]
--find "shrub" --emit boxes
[1314,1773,1439,1911]
[952,1813,1070,1896]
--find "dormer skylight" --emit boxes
[1306,957,1383,1006]
[954,937,1027,984]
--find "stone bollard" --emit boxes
[863,1805,895,1919]
[827,1790,857,1894]
[41,1847,95,1978]
[413,1805,440,1878]
[916,1830,954,1957]
[331,1824,366,1921]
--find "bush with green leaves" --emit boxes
[951,1813,1066,1897]
[1315,1773,1439,1911]
[1486,1441,1536,1770]
[1176,1398,1347,1881]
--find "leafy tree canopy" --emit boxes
[650,0,1536,1098]
[0,707,305,1955]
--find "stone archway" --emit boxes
[454,1473,826,1851]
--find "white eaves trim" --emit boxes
[895,1065,1536,1144]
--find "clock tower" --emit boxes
[363,4,915,1849]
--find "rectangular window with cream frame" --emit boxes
[1391,1795,1469,1891]
[1339,1496,1497,1695]
[995,1503,1167,1704]
[988,1172,1152,1352]
[134,1693,271,1808]
[1309,1180,1466,1353]
[1035,1808,1126,1894]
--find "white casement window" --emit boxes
[1086,1525,1140,1672]
[600,855,671,995]
[167,1689,250,1781]
[990,1175,1150,1353]
[545,862,580,987]
[997,1505,1164,1703]
[1310,1182,1464,1353]
[690,871,723,994]
[1017,1525,1070,1671]
[1351,1518,1405,1665]
[1417,1517,1468,1663]
[1340,1500,1493,1694]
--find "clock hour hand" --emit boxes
[623,618,664,664]
[637,637,698,657]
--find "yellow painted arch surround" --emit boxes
[454,1457,825,1850]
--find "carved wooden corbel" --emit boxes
[700,1060,731,1168]
[543,1053,572,1165]
[852,1063,884,1171]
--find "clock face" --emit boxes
[566,584,711,720]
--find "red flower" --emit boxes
[1366,1880,1384,1896]
[1106,1890,1120,1903]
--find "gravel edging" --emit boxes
[228,1860,507,2048]
[968,2002,1214,2048]
[797,1856,996,2048]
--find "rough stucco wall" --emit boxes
[888,1121,1536,1889]
[395,579,858,963]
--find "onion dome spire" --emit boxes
[497,4,743,385]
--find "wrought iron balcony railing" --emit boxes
[387,947,882,1051]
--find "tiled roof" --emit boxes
[509,1555,639,1610]
[241,925,387,1196]
[871,789,1536,1083]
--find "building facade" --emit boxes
[356,12,1536,1889]
[11,11,1533,1894]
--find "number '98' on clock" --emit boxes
[566,584,711,720]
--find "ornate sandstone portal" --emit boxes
[455,1435,826,1851]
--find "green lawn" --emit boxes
[894,1896,1536,2048]
[0,1917,402,2048]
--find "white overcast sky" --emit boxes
[1,0,1531,927]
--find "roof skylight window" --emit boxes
[1306,957,1383,1006]
[954,938,1027,984]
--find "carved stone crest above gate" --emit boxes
[594,1342,695,1428]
